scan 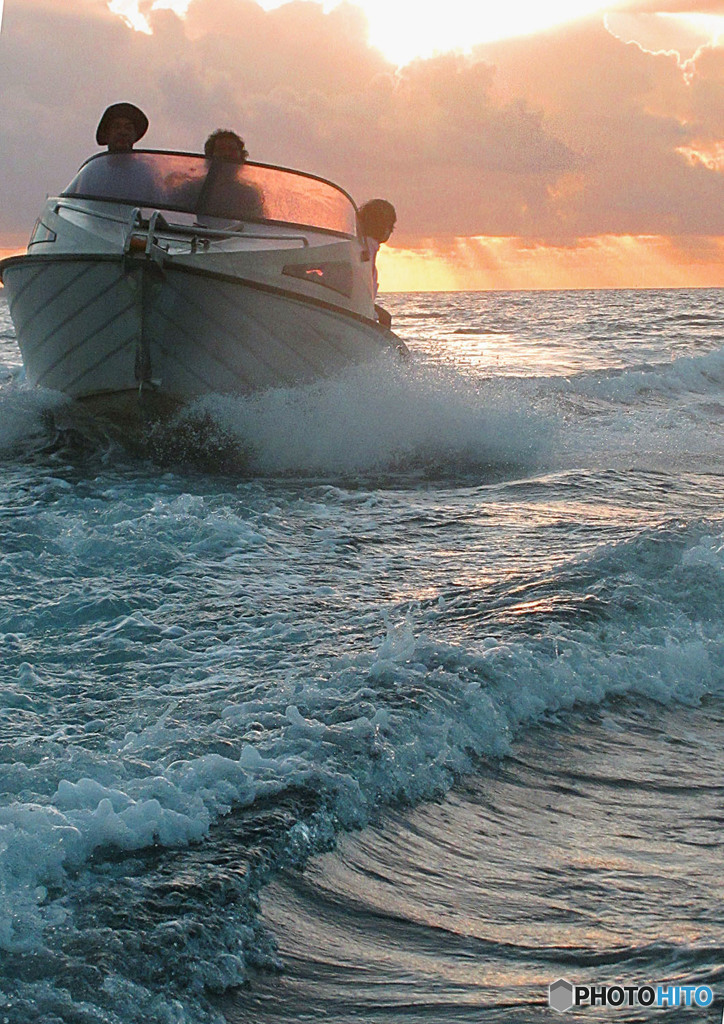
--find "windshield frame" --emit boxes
[60,150,361,239]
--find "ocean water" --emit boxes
[0,287,722,1024]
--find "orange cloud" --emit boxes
[476,18,724,238]
[617,1,724,13]
[0,1,721,290]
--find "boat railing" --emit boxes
[55,200,309,248]
[121,207,310,257]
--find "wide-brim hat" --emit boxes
[96,103,149,146]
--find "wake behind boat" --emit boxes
[0,150,408,425]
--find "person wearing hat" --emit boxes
[96,102,149,153]
[70,102,157,201]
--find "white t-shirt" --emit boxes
[365,237,381,295]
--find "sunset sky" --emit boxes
[0,0,722,289]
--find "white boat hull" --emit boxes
[2,252,404,422]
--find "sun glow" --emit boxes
[387,2,622,61]
[377,236,724,292]
[663,12,724,44]
[252,0,618,64]
[110,0,608,55]
[678,143,724,172]
[108,0,192,33]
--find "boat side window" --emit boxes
[29,219,57,246]
[282,262,354,297]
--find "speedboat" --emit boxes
[0,150,408,425]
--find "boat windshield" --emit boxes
[61,151,358,236]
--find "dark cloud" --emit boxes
[0,0,721,246]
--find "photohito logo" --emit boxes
[548,979,714,1013]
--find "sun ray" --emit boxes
[377,235,724,291]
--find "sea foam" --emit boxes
[1,517,721,971]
